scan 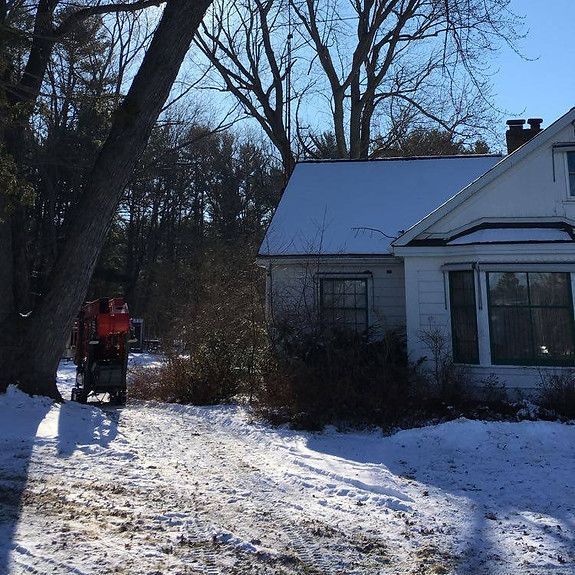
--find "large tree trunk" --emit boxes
[332,88,348,158]
[0,0,212,398]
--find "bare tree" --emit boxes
[293,0,521,158]
[0,0,213,398]
[195,0,298,175]
[196,0,521,166]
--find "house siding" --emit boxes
[420,121,575,239]
[404,248,575,393]
[265,259,406,333]
[399,115,575,393]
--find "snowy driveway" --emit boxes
[0,360,574,574]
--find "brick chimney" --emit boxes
[505,118,543,154]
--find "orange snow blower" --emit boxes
[72,297,131,405]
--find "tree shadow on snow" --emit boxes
[0,364,124,573]
[305,421,575,573]
[0,395,52,574]
[56,402,121,458]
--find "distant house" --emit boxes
[257,108,575,393]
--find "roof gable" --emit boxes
[393,107,575,247]
[259,155,501,257]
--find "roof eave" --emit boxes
[256,253,401,265]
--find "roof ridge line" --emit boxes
[297,154,503,164]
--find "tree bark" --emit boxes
[0,0,212,398]
[0,196,14,323]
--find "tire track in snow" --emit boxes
[20,399,417,574]
[177,514,220,575]
[126,406,353,574]
[10,543,88,575]
[161,411,374,574]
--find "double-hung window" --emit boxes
[449,271,479,364]
[487,272,575,365]
[319,278,368,334]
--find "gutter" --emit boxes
[256,254,401,267]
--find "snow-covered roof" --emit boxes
[259,155,502,256]
[447,227,574,245]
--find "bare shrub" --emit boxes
[256,327,410,429]
[539,371,575,419]
[131,243,270,405]
[417,325,471,406]
[130,353,241,405]
[477,374,508,405]
[416,327,512,418]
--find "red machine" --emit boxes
[72,298,131,405]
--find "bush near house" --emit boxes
[539,371,575,419]
[130,294,573,428]
[255,325,517,430]
[130,245,269,405]
[255,328,409,429]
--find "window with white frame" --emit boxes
[319,278,368,334]
[568,152,575,196]
[487,272,575,365]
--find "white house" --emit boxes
[257,108,575,393]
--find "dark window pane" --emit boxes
[487,271,575,366]
[489,272,528,305]
[343,308,366,329]
[343,292,358,308]
[568,153,575,195]
[532,308,575,362]
[320,278,368,334]
[449,271,479,364]
[321,279,333,291]
[450,271,475,306]
[333,292,345,307]
[355,292,367,308]
[451,307,479,363]
[529,272,570,306]
[489,306,532,362]
[344,280,357,294]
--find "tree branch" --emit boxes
[55,0,165,38]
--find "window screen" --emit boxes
[449,271,479,364]
[487,272,575,365]
[319,278,368,334]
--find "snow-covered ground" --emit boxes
[0,357,574,574]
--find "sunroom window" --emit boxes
[449,271,479,364]
[487,272,575,365]
[319,278,368,334]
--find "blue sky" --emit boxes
[191,1,574,150]
[493,0,575,126]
